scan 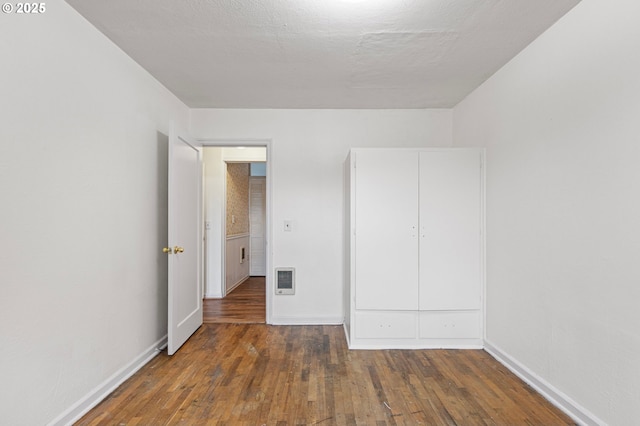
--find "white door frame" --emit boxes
[199,139,273,325]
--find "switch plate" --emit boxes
[284,220,292,232]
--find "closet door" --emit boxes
[354,150,419,310]
[419,150,482,310]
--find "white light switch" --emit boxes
[284,220,293,232]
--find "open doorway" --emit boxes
[201,145,269,323]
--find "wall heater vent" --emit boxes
[275,268,295,295]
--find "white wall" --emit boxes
[453,0,640,424]
[203,148,225,298]
[0,1,189,424]
[191,109,452,323]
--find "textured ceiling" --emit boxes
[65,0,580,108]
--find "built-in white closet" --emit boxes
[344,148,484,349]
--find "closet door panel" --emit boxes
[355,150,419,310]
[419,151,482,310]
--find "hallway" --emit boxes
[203,277,265,324]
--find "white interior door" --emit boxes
[354,150,419,310]
[249,176,266,276]
[167,124,202,355]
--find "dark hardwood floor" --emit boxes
[76,324,575,425]
[204,276,265,324]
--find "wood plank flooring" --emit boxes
[204,277,265,324]
[76,324,575,425]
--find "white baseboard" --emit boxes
[484,340,604,426]
[348,341,483,350]
[270,316,344,325]
[342,323,352,348]
[47,335,168,426]
[226,275,249,294]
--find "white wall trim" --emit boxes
[226,275,250,294]
[226,232,250,240]
[225,233,250,295]
[484,340,605,426]
[48,335,168,426]
[342,323,351,346]
[270,316,344,325]
[349,342,483,350]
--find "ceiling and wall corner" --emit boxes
[64,0,580,109]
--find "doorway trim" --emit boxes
[199,138,273,325]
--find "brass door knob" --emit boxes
[162,247,173,254]
[174,246,185,253]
